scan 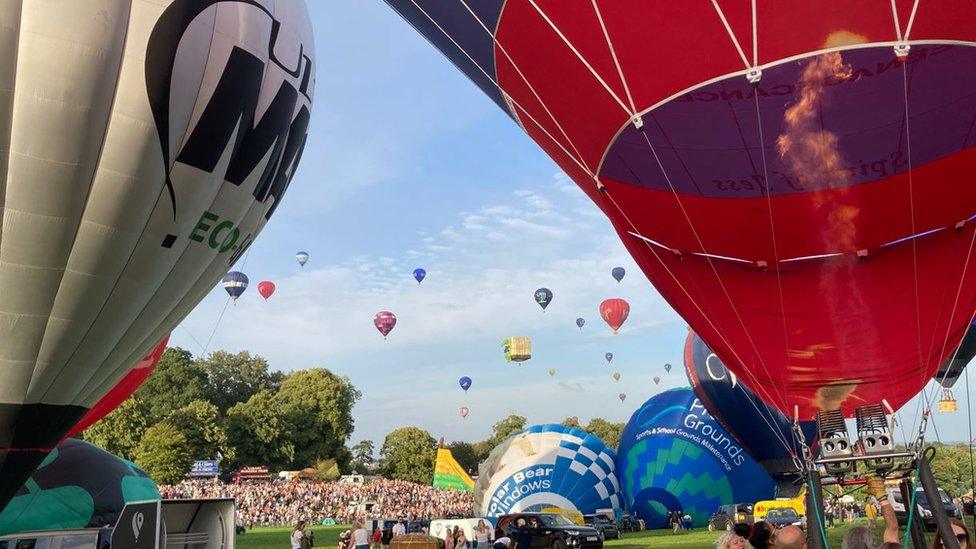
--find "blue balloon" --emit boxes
[413,268,427,284]
[611,267,625,283]
[459,376,472,392]
[685,331,815,492]
[296,251,309,267]
[576,317,585,329]
[616,388,776,529]
[221,271,249,301]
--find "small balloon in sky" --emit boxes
[374,311,397,339]
[548,368,556,377]
[653,376,661,385]
[664,363,672,373]
[611,267,625,283]
[534,287,553,311]
[605,352,613,364]
[612,372,621,381]
[576,317,585,330]
[618,393,626,402]
[221,272,249,302]
[296,251,309,268]
[459,376,472,392]
[257,280,275,300]
[459,406,469,419]
[413,268,426,284]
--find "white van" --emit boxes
[429,519,495,546]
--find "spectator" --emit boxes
[392,519,407,538]
[717,531,747,549]
[493,534,511,549]
[350,521,370,549]
[372,528,382,549]
[474,520,491,549]
[455,527,468,549]
[514,519,531,549]
[933,517,970,549]
[292,520,309,549]
[842,526,876,549]
[775,525,806,549]
[748,521,774,549]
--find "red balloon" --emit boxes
[374,311,397,338]
[63,336,169,439]
[258,280,276,300]
[600,298,630,334]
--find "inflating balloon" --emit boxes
[257,281,276,301]
[576,317,585,330]
[600,299,630,334]
[936,321,976,388]
[374,311,397,339]
[503,337,532,362]
[548,368,556,377]
[618,393,626,402]
[382,3,976,418]
[473,424,623,517]
[296,251,310,268]
[459,406,469,419]
[653,376,660,385]
[534,287,553,311]
[413,268,427,285]
[605,352,613,364]
[0,0,316,509]
[611,267,626,283]
[664,363,673,373]
[459,376,472,392]
[222,272,249,302]
[612,372,621,382]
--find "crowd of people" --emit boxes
[159,477,474,527]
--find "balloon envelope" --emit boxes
[576,317,585,329]
[374,311,397,338]
[0,0,314,509]
[600,299,630,333]
[612,372,621,381]
[618,393,626,402]
[605,352,613,363]
[460,406,469,419]
[381,2,976,419]
[653,376,660,385]
[548,368,556,377]
[222,271,249,301]
[459,376,472,392]
[936,321,976,388]
[413,268,427,284]
[664,363,673,373]
[474,424,623,517]
[257,280,276,300]
[534,288,553,310]
[611,267,626,283]
[296,251,310,267]
[617,389,776,528]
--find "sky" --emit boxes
[169,2,973,449]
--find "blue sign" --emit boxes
[189,460,219,477]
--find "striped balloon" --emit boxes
[296,251,309,268]
[221,272,249,302]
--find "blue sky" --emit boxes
[170,2,972,449]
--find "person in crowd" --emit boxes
[733,523,752,540]
[454,527,468,549]
[292,520,309,549]
[474,520,491,549]
[372,528,382,549]
[718,530,748,549]
[748,521,774,549]
[392,519,407,538]
[842,526,878,549]
[444,525,455,549]
[825,499,836,528]
[350,522,370,549]
[670,510,681,534]
[339,531,351,549]
[933,517,971,549]
[513,519,531,549]
[493,532,511,549]
[775,525,805,549]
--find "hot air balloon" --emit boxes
[605,352,613,364]
[534,287,553,311]
[617,389,776,528]
[222,271,249,302]
[459,406,470,419]
[548,368,556,377]
[611,267,626,283]
[382,2,976,420]
[296,251,310,268]
[664,363,673,373]
[459,376,472,392]
[413,268,427,285]
[0,0,315,508]
[576,317,585,330]
[503,337,533,362]
[257,281,276,301]
[935,321,976,388]
[374,311,397,339]
[600,299,630,334]
[473,424,623,517]
[685,331,817,492]
[653,376,660,385]
[612,372,621,382]
[618,393,626,402]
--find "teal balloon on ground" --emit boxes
[0,439,158,535]
[616,388,775,529]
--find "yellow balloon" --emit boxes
[612,372,621,381]
[548,368,556,376]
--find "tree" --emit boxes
[317,458,341,481]
[166,400,234,464]
[82,397,151,460]
[135,347,207,418]
[274,368,361,469]
[381,427,436,484]
[134,423,194,485]
[350,440,376,474]
[198,350,283,413]
[225,390,295,472]
[585,418,624,449]
[490,414,527,446]
[561,416,582,429]
[447,441,479,475]
[929,444,974,496]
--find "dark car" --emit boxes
[889,487,961,530]
[709,503,755,531]
[583,514,619,540]
[497,512,603,549]
[764,508,803,529]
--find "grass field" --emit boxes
[235,521,935,548]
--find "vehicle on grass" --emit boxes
[583,515,619,540]
[764,508,804,529]
[496,512,603,549]
[887,487,961,530]
[708,503,756,531]
[754,494,805,522]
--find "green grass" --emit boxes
[235,521,932,548]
